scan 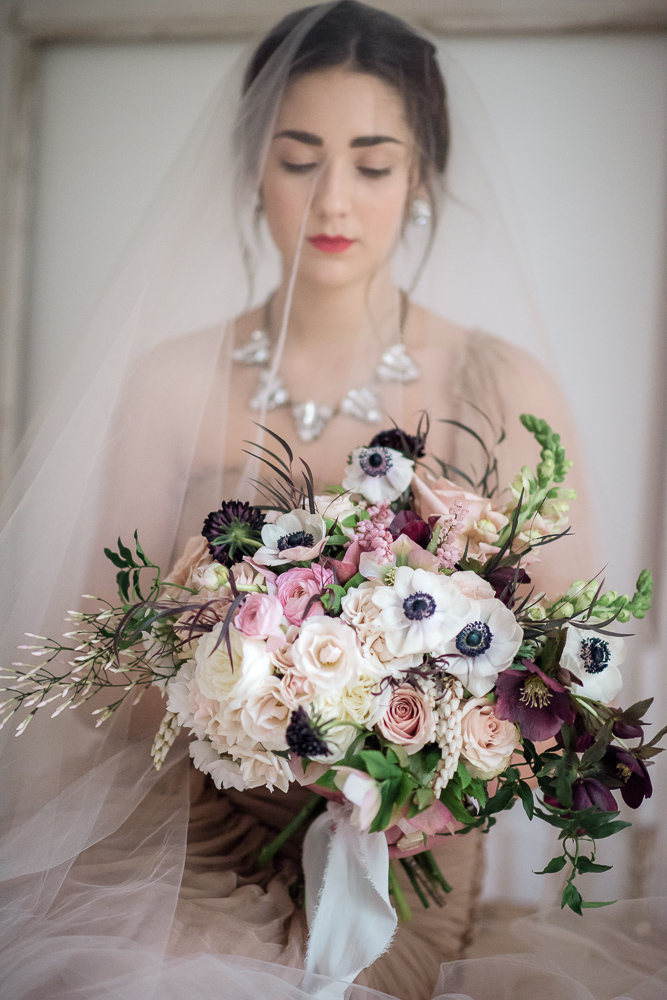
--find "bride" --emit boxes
[4,4,662,1000]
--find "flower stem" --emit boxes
[257,793,323,870]
[388,861,413,923]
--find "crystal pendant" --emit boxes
[375,343,420,383]
[292,400,333,442]
[232,328,270,365]
[339,386,382,424]
[250,371,290,411]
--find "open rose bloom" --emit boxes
[12,415,660,921]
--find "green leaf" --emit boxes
[535,855,567,875]
[343,572,365,592]
[440,785,476,824]
[359,750,402,781]
[116,536,135,566]
[483,783,515,815]
[370,778,401,833]
[413,787,435,811]
[589,819,632,839]
[581,899,617,909]
[104,547,126,569]
[457,761,473,789]
[385,743,410,769]
[561,880,583,915]
[516,780,534,820]
[396,772,416,810]
[576,857,612,874]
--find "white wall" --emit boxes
[26,34,667,904]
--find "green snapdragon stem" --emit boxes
[257,793,323,870]
[388,861,413,923]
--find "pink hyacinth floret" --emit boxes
[350,502,394,566]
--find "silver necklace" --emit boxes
[232,292,420,442]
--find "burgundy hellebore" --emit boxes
[494,659,576,742]
[602,746,653,808]
[571,776,617,812]
[486,566,531,605]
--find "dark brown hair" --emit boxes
[244,0,450,191]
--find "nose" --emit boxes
[311,158,351,221]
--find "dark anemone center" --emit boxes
[359,447,392,478]
[580,637,611,674]
[455,621,493,657]
[277,530,314,552]
[403,592,436,621]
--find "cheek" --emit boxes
[262,173,311,251]
[355,177,410,245]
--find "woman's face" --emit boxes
[262,67,417,288]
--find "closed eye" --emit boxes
[281,160,318,173]
[358,166,392,178]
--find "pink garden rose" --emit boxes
[234,592,284,639]
[276,564,335,626]
[460,697,520,779]
[377,684,435,754]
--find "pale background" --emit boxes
[4,14,667,904]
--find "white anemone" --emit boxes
[442,598,523,697]
[371,566,470,658]
[561,619,626,703]
[342,446,413,503]
[254,508,327,566]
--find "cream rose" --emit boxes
[240,675,291,750]
[291,617,363,694]
[459,697,520,779]
[376,683,435,754]
[341,580,382,637]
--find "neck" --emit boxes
[269,269,400,353]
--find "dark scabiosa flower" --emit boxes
[369,427,426,460]
[601,746,653,808]
[202,500,265,567]
[389,510,431,548]
[494,659,576,741]
[285,707,331,759]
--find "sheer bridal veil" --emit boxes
[0,3,664,998]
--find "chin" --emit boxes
[296,253,379,289]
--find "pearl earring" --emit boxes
[411,197,431,227]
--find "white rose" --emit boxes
[459,698,520,780]
[291,617,363,694]
[341,581,382,637]
[195,624,271,704]
[240,675,291,750]
[189,738,246,792]
[232,744,294,792]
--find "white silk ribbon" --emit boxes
[302,801,397,994]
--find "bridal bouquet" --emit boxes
[4,415,663,928]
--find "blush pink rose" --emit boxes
[276,564,335,626]
[377,684,435,754]
[234,592,284,639]
[460,697,520,779]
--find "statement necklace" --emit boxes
[232,291,420,442]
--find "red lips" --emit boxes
[308,234,355,253]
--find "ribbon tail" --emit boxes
[303,802,397,993]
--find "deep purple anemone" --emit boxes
[286,707,331,759]
[494,659,575,742]
[202,500,265,568]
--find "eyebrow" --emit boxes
[273,129,402,148]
